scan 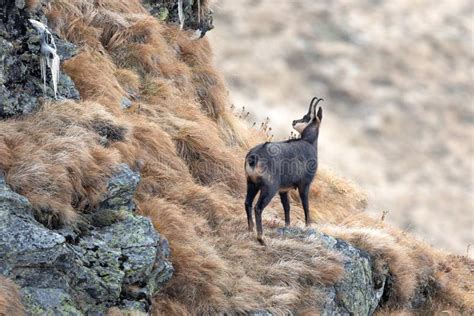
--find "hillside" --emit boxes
[209,0,474,255]
[0,0,473,315]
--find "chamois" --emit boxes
[244,97,323,244]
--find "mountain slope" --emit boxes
[0,0,472,314]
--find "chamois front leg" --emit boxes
[245,180,259,232]
[279,192,291,227]
[254,186,278,244]
[298,183,312,226]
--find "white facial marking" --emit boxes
[293,122,310,134]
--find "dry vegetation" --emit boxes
[0,0,472,314]
[0,276,25,316]
[209,0,474,255]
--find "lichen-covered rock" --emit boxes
[91,164,141,227]
[100,164,141,213]
[277,227,387,315]
[0,0,79,118]
[0,165,173,315]
[21,288,82,315]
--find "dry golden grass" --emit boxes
[25,0,41,11]
[0,102,123,226]
[0,276,25,316]
[0,0,472,314]
[322,214,474,313]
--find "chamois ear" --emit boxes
[317,107,323,122]
[311,97,323,122]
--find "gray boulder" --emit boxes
[0,164,173,315]
[277,227,388,316]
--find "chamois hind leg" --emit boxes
[245,180,259,232]
[279,192,291,227]
[298,183,312,226]
[254,186,278,244]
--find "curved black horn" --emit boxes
[314,98,324,107]
[310,97,319,107]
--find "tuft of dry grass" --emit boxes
[0,277,25,316]
[25,0,41,11]
[0,102,124,226]
[0,0,471,314]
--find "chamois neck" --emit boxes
[301,123,319,145]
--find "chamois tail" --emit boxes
[245,154,261,180]
[246,154,258,168]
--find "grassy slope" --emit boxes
[210,0,474,255]
[0,0,472,314]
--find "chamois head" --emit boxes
[292,97,323,134]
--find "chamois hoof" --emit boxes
[257,236,265,245]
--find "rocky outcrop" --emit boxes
[143,0,214,37]
[0,164,173,315]
[0,0,79,117]
[277,227,388,315]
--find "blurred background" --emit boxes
[208,0,473,255]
